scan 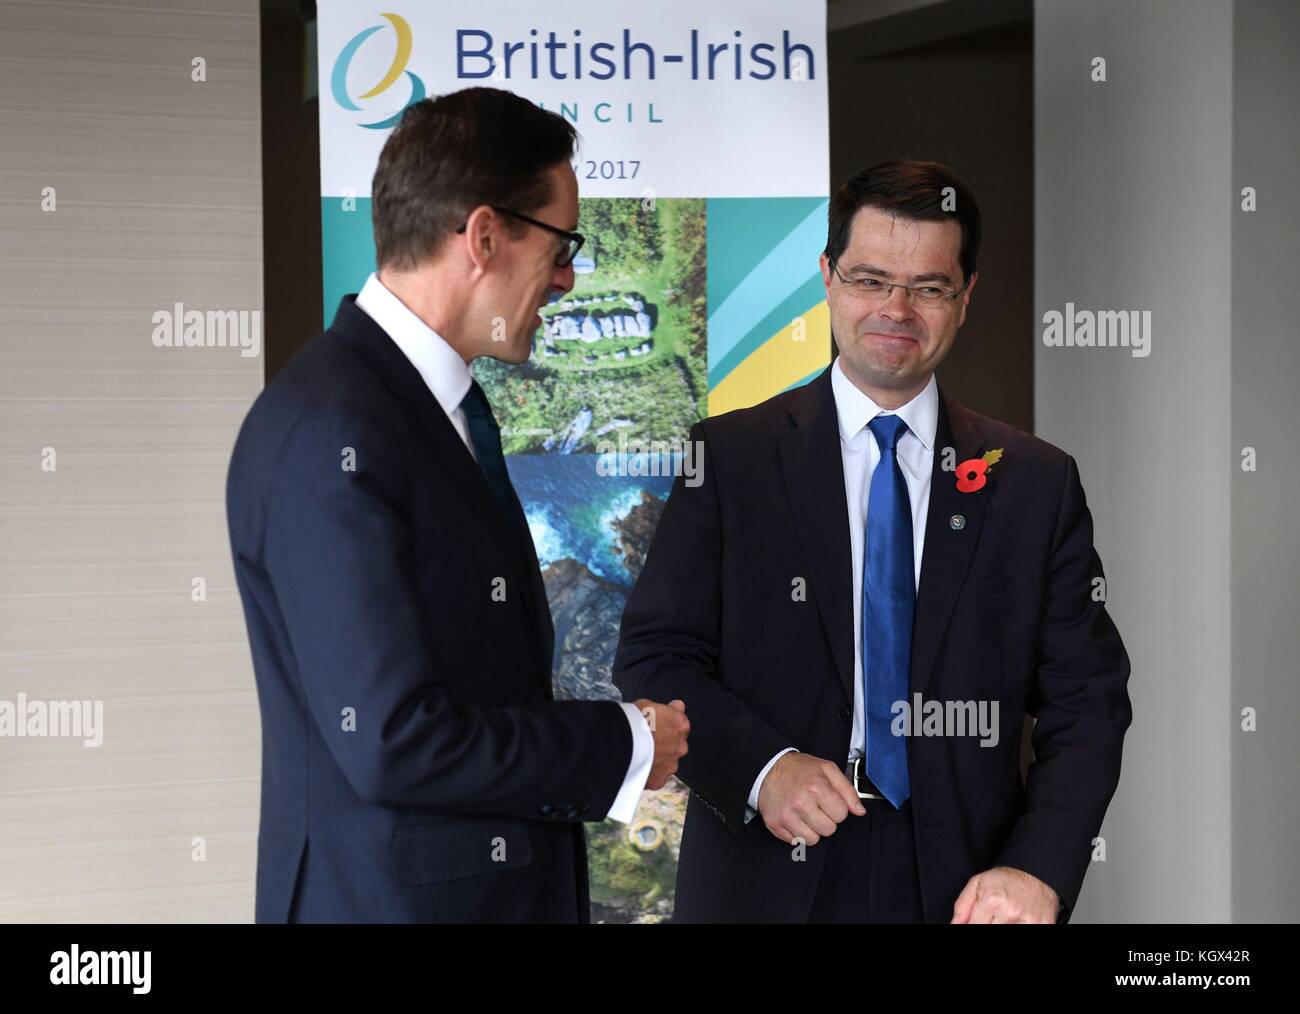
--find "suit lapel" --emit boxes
[776,367,992,707]
[777,366,857,704]
[328,296,553,675]
[910,390,990,698]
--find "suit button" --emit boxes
[565,806,579,819]
[539,804,554,817]
[835,705,851,722]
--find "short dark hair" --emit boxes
[371,87,578,271]
[824,160,981,286]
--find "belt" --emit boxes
[845,757,889,801]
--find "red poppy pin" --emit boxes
[955,448,1004,493]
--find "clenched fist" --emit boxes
[951,867,1059,924]
[757,752,865,844]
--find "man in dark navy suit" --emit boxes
[614,161,1132,924]
[226,88,688,923]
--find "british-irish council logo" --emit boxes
[331,12,426,130]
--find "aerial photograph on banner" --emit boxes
[476,196,706,455]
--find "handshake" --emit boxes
[633,698,691,791]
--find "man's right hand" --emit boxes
[634,699,690,790]
[756,752,865,844]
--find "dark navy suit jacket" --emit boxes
[613,362,1132,923]
[226,296,633,922]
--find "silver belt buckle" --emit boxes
[847,757,885,800]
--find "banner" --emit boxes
[317,0,828,922]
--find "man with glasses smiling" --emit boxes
[226,87,689,923]
[615,160,1131,924]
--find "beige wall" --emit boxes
[0,0,263,921]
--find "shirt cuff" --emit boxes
[743,746,799,823]
[604,702,656,823]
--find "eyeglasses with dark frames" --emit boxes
[456,206,585,268]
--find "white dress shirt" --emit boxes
[745,357,938,821]
[354,272,655,824]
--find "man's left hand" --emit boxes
[950,866,1059,924]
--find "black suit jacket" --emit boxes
[613,361,1132,923]
[226,296,633,923]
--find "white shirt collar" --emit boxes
[830,355,938,451]
[354,272,473,417]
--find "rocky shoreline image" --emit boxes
[535,485,686,923]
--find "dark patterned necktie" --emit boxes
[459,379,517,521]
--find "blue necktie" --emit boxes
[460,379,518,521]
[864,414,913,809]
